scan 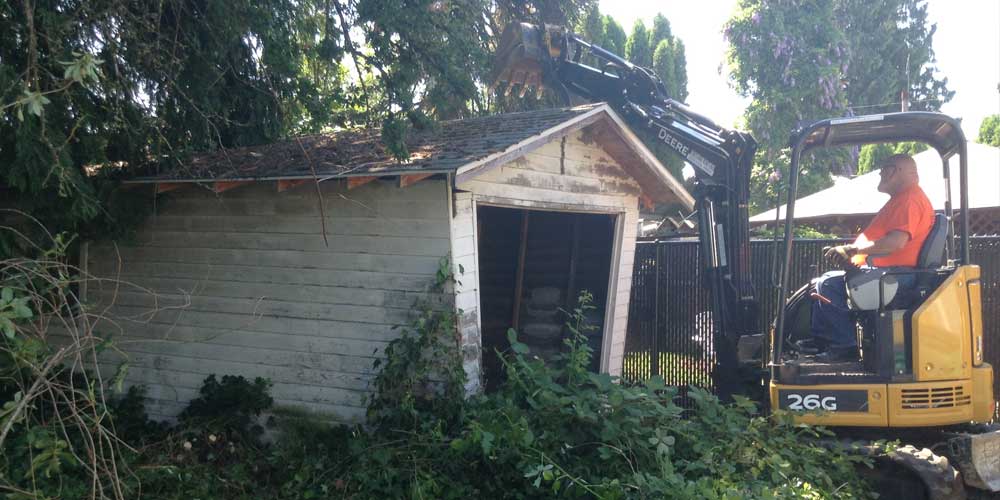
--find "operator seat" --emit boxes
[846,213,948,311]
[915,213,948,269]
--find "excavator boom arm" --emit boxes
[494,22,761,397]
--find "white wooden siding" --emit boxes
[449,189,483,393]
[457,130,641,376]
[82,179,450,422]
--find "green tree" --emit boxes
[653,40,677,97]
[838,0,953,116]
[578,6,606,46]
[978,115,1000,146]
[726,0,951,212]
[0,0,598,248]
[672,39,689,102]
[649,14,673,48]
[625,21,652,67]
[602,16,627,55]
[857,144,896,175]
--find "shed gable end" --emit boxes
[458,129,644,211]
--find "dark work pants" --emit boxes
[810,271,855,348]
[810,269,916,349]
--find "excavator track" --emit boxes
[832,426,1000,499]
[876,445,965,500]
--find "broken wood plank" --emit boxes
[277,179,309,192]
[212,181,250,193]
[347,176,378,190]
[399,173,435,188]
[155,182,186,194]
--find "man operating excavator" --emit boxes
[807,153,935,362]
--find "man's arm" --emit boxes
[826,230,910,262]
[855,230,910,256]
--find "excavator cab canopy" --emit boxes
[775,111,971,361]
[791,111,966,159]
[784,111,970,262]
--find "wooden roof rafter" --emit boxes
[277,179,310,192]
[155,182,186,194]
[346,176,379,190]
[399,173,435,188]
[212,180,250,193]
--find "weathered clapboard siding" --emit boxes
[144,215,451,238]
[457,129,641,376]
[450,190,482,393]
[88,262,436,292]
[86,179,450,422]
[607,209,639,375]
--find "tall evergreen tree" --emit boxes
[625,21,653,67]
[649,14,673,48]
[672,39,689,102]
[653,40,678,97]
[602,16,627,55]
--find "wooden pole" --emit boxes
[511,210,530,330]
[565,216,581,309]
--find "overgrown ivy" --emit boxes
[1,241,879,498]
[365,256,467,431]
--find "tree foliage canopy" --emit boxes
[725,0,952,212]
[979,115,1000,147]
[573,9,689,180]
[0,0,596,247]
[856,141,928,175]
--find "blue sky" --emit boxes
[598,0,1000,140]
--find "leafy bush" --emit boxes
[0,228,142,499]
[2,243,875,498]
[239,292,874,499]
[365,257,466,432]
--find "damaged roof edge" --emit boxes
[453,104,608,184]
[600,109,696,211]
[120,103,696,211]
[121,169,454,184]
[454,104,696,211]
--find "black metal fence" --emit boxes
[623,237,1000,401]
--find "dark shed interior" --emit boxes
[476,205,616,391]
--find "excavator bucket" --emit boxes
[491,22,551,97]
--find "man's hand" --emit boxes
[824,244,858,265]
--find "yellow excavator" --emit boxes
[493,22,1000,498]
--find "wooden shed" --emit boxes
[85,103,694,421]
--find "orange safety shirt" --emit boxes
[851,185,934,268]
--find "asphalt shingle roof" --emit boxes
[134,104,602,182]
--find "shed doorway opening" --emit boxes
[476,205,616,391]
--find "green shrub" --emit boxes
[2,243,876,498]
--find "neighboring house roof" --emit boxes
[127,103,694,209]
[750,142,1000,224]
